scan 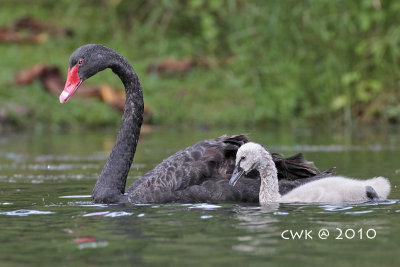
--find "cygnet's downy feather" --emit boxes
[230,142,391,204]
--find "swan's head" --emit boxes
[229,142,272,186]
[60,44,113,103]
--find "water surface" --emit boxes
[0,126,399,266]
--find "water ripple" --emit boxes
[83,211,110,217]
[320,205,354,211]
[82,211,133,217]
[59,195,91,199]
[345,210,373,215]
[188,203,222,210]
[68,201,108,207]
[78,241,109,250]
[105,211,133,217]
[0,209,55,216]
[273,211,289,215]
[378,199,399,205]
[3,153,26,162]
[35,154,106,162]
[27,164,99,171]
[4,174,98,182]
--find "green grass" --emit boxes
[1,0,400,131]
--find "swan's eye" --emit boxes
[241,156,246,161]
[78,59,84,65]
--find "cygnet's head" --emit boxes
[229,142,271,186]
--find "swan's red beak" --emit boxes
[59,64,82,103]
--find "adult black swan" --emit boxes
[59,44,333,204]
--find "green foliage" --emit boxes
[1,0,400,130]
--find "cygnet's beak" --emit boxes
[229,165,245,186]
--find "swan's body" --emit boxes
[60,44,334,204]
[230,142,391,204]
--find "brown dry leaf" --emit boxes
[15,64,47,85]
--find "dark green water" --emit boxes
[0,126,399,266]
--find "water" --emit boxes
[0,126,399,266]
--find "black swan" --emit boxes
[59,44,334,204]
[230,142,391,204]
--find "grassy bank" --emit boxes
[1,0,400,131]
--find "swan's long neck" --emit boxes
[258,152,281,204]
[92,51,144,203]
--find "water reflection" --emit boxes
[233,205,280,232]
[227,198,400,257]
[230,205,280,255]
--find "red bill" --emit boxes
[59,64,82,103]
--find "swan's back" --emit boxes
[280,176,391,203]
[126,134,329,203]
[127,135,251,203]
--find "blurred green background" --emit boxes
[1,0,400,132]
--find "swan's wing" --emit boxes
[271,152,321,180]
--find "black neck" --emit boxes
[92,50,143,203]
